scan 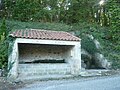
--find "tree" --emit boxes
[1,0,97,23]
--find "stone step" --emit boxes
[18,68,71,76]
[16,74,73,81]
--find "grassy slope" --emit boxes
[5,20,71,31]
[0,20,119,69]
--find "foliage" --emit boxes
[5,20,71,31]
[0,18,8,69]
[0,0,119,28]
[0,0,96,24]
[109,54,120,69]
[106,0,120,42]
[0,18,7,41]
[0,42,8,69]
[81,36,98,55]
[3,0,63,22]
[105,0,120,67]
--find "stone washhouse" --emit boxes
[8,29,81,80]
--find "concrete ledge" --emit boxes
[80,69,111,77]
[16,75,73,82]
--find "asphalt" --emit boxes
[17,75,120,90]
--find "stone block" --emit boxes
[18,63,76,79]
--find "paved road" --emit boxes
[18,76,120,90]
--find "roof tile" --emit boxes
[9,29,80,41]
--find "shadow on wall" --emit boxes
[18,43,74,64]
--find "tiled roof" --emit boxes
[9,29,80,41]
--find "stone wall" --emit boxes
[18,64,71,77]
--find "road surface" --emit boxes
[18,75,120,90]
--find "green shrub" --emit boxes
[0,18,8,69]
[110,54,120,69]
[81,36,99,55]
[0,42,8,69]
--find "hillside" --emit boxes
[0,20,119,70]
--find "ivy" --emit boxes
[107,0,120,42]
[0,18,8,69]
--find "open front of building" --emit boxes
[8,29,81,80]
